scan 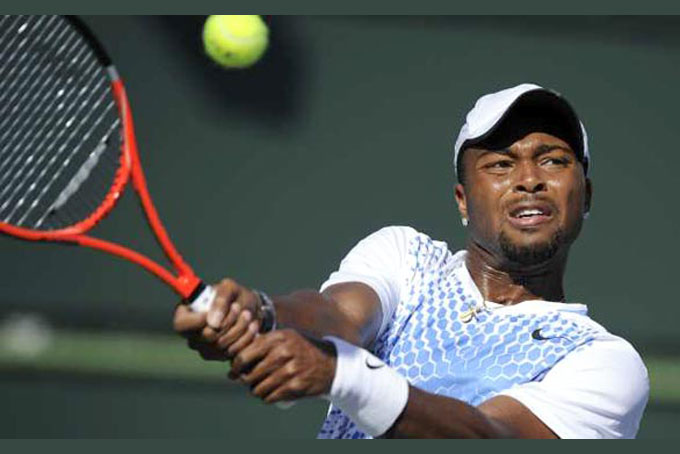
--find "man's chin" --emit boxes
[498,229,564,266]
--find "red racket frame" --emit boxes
[0,74,202,300]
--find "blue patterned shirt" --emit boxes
[317,226,647,439]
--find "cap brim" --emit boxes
[459,88,586,166]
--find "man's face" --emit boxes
[455,132,591,267]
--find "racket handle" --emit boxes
[188,284,216,313]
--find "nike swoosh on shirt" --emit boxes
[531,328,550,341]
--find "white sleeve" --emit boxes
[498,336,650,439]
[319,226,415,339]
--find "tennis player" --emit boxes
[174,83,649,438]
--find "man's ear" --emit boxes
[454,183,468,221]
[585,178,593,215]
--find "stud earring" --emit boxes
[461,218,469,227]
[583,212,590,220]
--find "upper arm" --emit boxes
[321,282,383,347]
[477,395,558,438]
[488,337,649,439]
[319,226,415,346]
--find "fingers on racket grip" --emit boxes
[188,285,216,313]
[188,286,294,409]
[276,401,296,410]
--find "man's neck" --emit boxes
[464,241,567,305]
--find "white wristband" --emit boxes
[324,336,409,437]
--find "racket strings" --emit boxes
[0,16,53,84]
[0,69,106,183]
[0,15,122,231]
[0,30,98,186]
[12,94,116,224]
[0,82,111,222]
[0,16,64,111]
[32,117,121,229]
[0,35,94,146]
[0,66,111,223]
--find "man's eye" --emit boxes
[488,161,513,169]
[542,157,570,166]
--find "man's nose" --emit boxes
[513,163,546,194]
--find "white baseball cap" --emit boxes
[453,83,590,178]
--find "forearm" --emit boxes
[324,338,524,439]
[273,289,378,347]
[383,386,514,439]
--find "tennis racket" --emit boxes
[0,15,216,312]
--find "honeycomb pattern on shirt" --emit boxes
[318,232,600,439]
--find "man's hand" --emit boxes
[230,329,337,404]
[173,278,262,359]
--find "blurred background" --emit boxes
[1,16,679,438]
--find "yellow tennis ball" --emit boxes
[203,15,269,69]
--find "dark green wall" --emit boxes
[2,15,680,439]
[2,16,679,348]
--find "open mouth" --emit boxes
[508,203,554,227]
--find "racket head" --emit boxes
[0,15,133,240]
[0,15,203,300]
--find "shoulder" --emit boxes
[339,226,419,264]
[552,311,649,408]
[356,225,420,245]
[568,332,649,399]
[390,227,458,274]
[500,326,649,439]
[565,313,647,381]
[350,225,454,262]
[555,333,649,438]
[329,225,461,291]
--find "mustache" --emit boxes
[504,196,558,213]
